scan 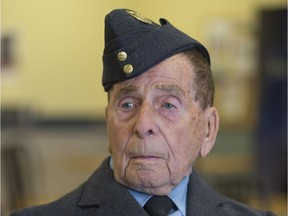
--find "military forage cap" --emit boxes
[102,9,210,91]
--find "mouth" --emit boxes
[131,155,162,160]
[128,155,165,170]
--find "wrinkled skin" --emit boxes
[106,53,219,195]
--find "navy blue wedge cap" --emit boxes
[102,9,210,92]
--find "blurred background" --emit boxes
[1,0,287,215]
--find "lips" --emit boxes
[132,155,160,159]
[130,154,166,162]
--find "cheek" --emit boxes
[107,117,129,177]
[107,113,132,155]
[107,114,122,152]
[171,116,205,162]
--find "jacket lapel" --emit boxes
[186,171,225,216]
[78,157,148,216]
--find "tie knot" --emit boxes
[144,196,176,216]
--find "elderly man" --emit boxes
[12,9,274,216]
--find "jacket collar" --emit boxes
[78,157,149,215]
[186,170,226,215]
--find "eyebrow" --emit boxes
[113,85,139,99]
[154,84,186,98]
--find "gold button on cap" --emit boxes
[123,64,133,74]
[117,51,127,61]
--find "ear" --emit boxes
[200,107,219,157]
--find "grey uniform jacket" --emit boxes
[11,157,274,216]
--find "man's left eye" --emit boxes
[162,103,176,110]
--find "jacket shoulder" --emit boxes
[10,157,116,216]
[10,183,86,216]
[187,171,275,216]
[218,196,275,216]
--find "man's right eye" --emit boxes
[121,102,136,110]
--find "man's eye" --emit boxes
[121,102,136,110]
[162,103,176,110]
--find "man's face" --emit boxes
[106,53,215,195]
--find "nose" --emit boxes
[134,103,158,138]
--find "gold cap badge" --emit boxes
[126,9,153,24]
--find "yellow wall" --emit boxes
[1,0,286,119]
